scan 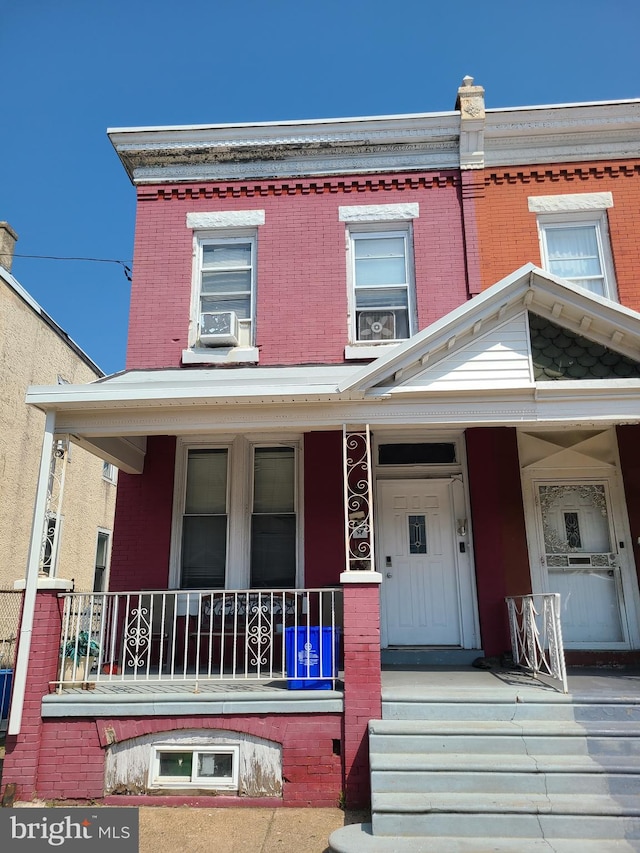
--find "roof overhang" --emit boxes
[107,97,640,185]
[25,267,640,473]
[340,264,640,393]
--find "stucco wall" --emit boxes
[0,281,117,591]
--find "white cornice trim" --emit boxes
[108,97,640,185]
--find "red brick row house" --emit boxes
[3,77,640,812]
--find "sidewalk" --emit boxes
[138,806,366,853]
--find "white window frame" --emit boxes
[249,442,299,589]
[149,744,239,790]
[340,204,419,359]
[170,436,301,590]
[93,528,112,592]
[529,193,618,301]
[175,443,232,590]
[184,210,265,365]
[102,461,117,484]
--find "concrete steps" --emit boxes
[330,692,640,852]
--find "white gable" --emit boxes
[397,313,533,391]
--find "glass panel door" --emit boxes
[537,482,624,644]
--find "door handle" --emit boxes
[386,572,393,579]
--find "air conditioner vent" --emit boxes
[358,311,396,341]
[199,311,239,347]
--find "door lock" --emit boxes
[386,572,393,579]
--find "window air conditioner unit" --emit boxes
[358,311,396,341]
[199,311,239,347]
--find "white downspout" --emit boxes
[8,411,56,735]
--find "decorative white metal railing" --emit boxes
[57,588,342,690]
[506,593,568,693]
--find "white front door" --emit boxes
[533,480,631,647]
[378,479,468,647]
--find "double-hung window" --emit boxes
[339,203,418,354]
[180,449,228,588]
[198,237,255,344]
[175,440,298,590]
[185,210,264,363]
[251,446,296,588]
[352,231,412,342]
[529,193,617,300]
[93,530,111,592]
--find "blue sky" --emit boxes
[2,0,639,375]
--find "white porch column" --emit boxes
[9,411,62,734]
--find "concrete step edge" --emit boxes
[371,792,640,816]
[370,753,640,773]
[329,824,640,853]
[370,719,640,736]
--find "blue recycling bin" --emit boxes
[0,669,13,719]
[285,627,340,690]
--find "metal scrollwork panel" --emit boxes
[344,428,374,571]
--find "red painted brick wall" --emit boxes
[126,174,468,369]
[465,428,531,657]
[474,160,640,310]
[109,435,176,591]
[34,713,342,807]
[341,581,382,809]
[303,431,345,588]
[1,591,63,803]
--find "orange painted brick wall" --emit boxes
[474,160,640,311]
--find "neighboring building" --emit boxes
[0,222,117,594]
[2,79,640,827]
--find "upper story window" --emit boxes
[529,193,617,301]
[352,231,412,342]
[340,203,419,359]
[184,210,264,365]
[198,236,256,346]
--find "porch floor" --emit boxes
[51,664,640,699]
[381,664,640,701]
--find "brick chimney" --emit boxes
[0,222,18,272]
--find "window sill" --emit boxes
[182,347,259,365]
[344,343,402,360]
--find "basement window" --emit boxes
[149,745,239,790]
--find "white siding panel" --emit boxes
[401,314,532,390]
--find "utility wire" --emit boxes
[8,253,132,281]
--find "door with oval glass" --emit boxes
[534,480,628,646]
[378,479,464,646]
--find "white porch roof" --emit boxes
[25,265,640,474]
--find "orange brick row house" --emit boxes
[2,77,640,814]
